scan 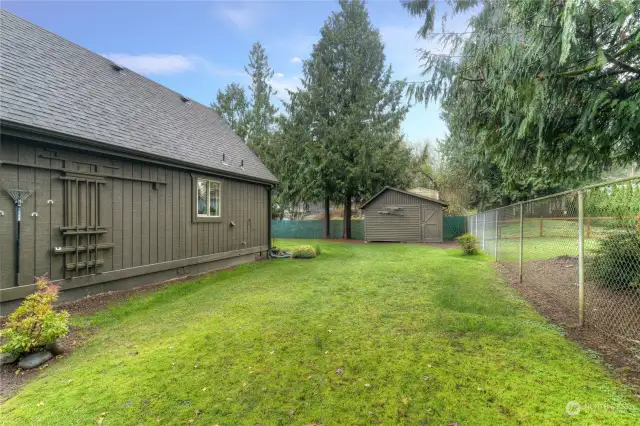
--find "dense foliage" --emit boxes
[210,42,278,158]
[588,231,640,289]
[244,42,279,157]
[291,245,317,259]
[584,181,640,220]
[211,82,249,142]
[1,276,69,355]
[404,0,640,209]
[456,233,480,255]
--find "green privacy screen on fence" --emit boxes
[443,216,466,241]
[272,217,465,241]
[272,220,365,240]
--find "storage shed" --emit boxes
[361,187,447,243]
[0,11,277,311]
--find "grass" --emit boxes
[478,219,610,262]
[492,237,601,262]
[2,240,639,424]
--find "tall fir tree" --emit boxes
[211,82,248,142]
[299,0,410,238]
[245,42,278,157]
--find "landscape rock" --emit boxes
[0,352,19,365]
[45,341,66,356]
[18,351,53,369]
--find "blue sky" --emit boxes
[4,1,474,146]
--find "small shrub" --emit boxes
[456,233,479,255]
[292,245,317,259]
[588,232,640,289]
[314,243,322,256]
[1,275,69,355]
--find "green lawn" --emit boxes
[494,237,601,262]
[2,241,638,424]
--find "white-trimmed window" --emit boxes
[197,179,221,217]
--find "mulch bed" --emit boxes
[496,259,640,393]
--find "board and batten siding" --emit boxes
[363,189,443,242]
[366,205,421,242]
[0,135,269,305]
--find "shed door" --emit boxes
[421,206,442,242]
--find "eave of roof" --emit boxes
[360,186,449,209]
[0,9,277,184]
[1,120,278,186]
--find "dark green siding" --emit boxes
[0,136,269,305]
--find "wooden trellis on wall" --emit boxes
[54,169,114,278]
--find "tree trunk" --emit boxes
[323,197,330,239]
[343,195,352,239]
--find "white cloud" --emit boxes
[102,53,245,78]
[102,53,195,75]
[216,5,260,30]
[270,75,303,102]
[290,56,302,63]
[275,72,285,78]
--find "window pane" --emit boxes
[209,181,220,216]
[197,180,207,215]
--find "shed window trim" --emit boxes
[192,176,223,223]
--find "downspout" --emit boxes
[15,199,22,286]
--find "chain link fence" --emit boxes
[466,177,640,349]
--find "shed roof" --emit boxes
[360,187,448,209]
[0,10,277,184]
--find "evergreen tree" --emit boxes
[404,0,640,208]
[245,42,278,156]
[211,82,248,142]
[299,0,411,238]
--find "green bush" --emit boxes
[588,232,640,289]
[314,243,322,256]
[292,245,317,259]
[456,233,480,255]
[0,275,69,355]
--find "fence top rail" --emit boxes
[470,175,640,216]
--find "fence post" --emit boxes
[475,215,478,236]
[519,204,524,283]
[539,217,543,237]
[482,213,486,250]
[578,190,585,327]
[494,210,499,260]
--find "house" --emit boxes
[360,187,447,243]
[0,10,277,311]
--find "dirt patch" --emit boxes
[496,260,640,393]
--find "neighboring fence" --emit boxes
[466,177,640,348]
[272,220,365,240]
[272,216,466,241]
[443,216,466,241]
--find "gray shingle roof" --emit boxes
[360,187,448,208]
[0,9,277,184]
